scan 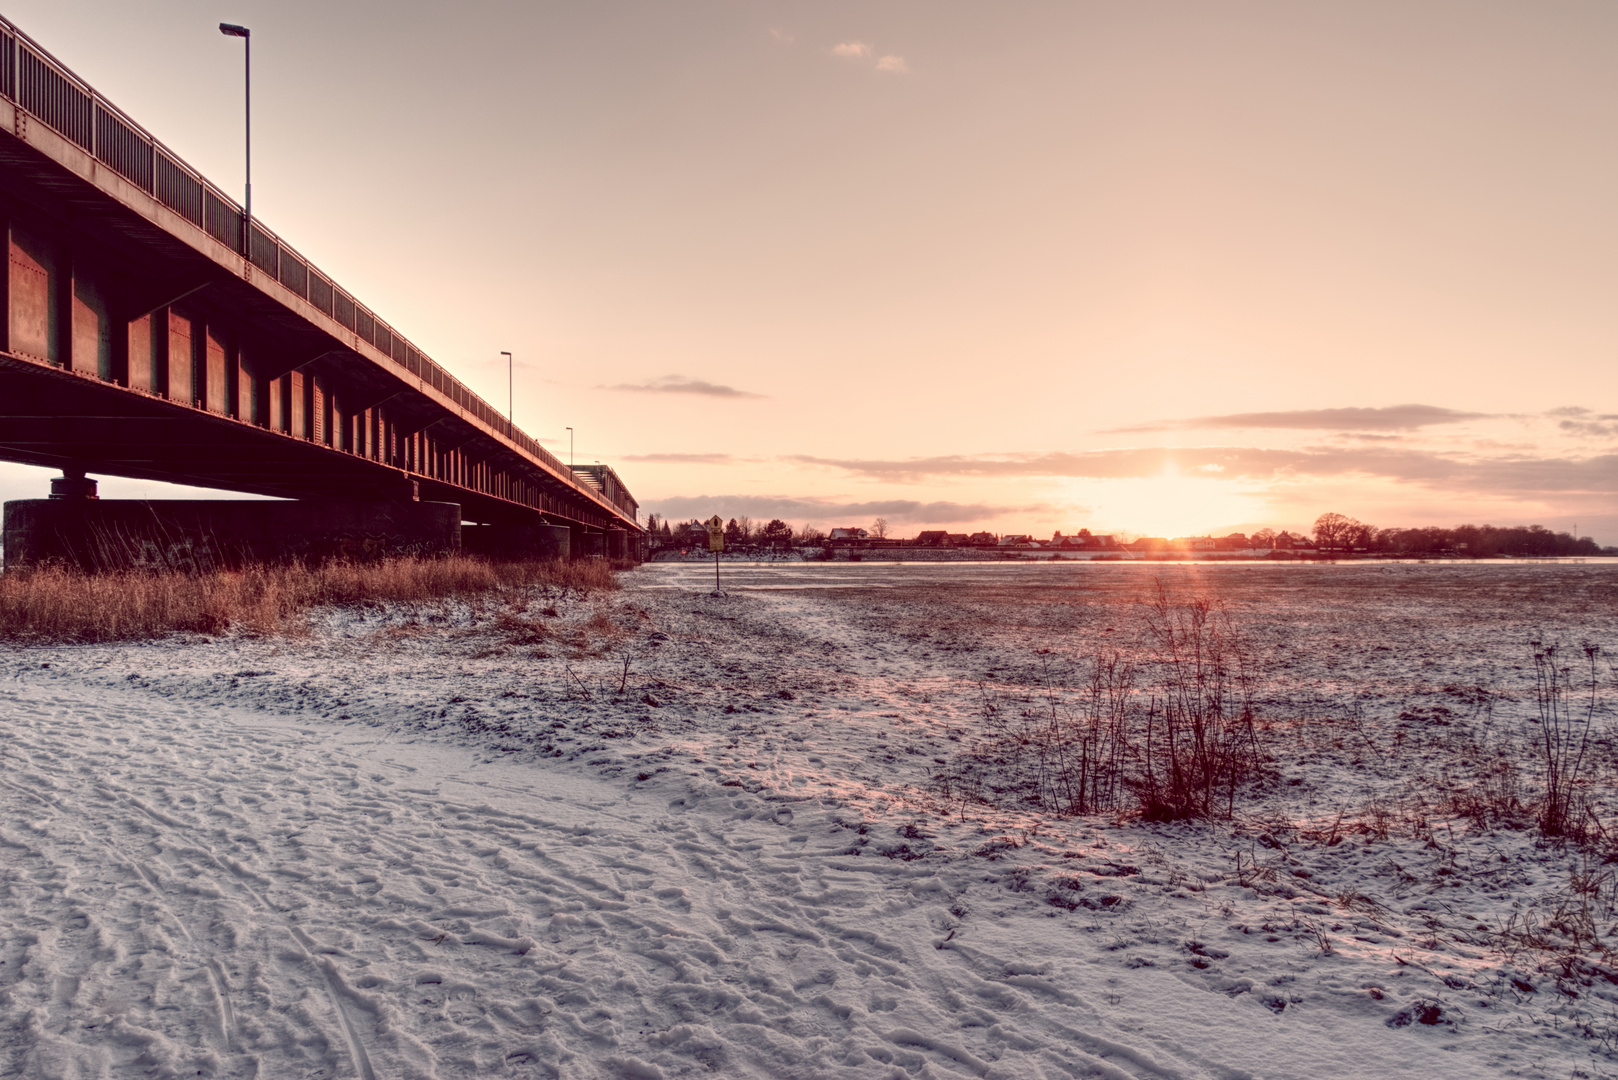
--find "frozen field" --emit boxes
[2,559,1617,1078]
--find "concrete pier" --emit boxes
[461,521,571,561]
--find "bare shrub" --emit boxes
[1134,590,1263,821]
[0,556,616,643]
[1062,653,1136,813]
[933,590,1269,822]
[1530,640,1604,839]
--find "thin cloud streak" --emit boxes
[792,448,1618,496]
[622,452,735,464]
[605,375,764,399]
[831,41,872,59]
[1106,404,1492,433]
[643,495,1027,526]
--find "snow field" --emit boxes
[2,559,1616,1078]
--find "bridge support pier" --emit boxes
[2,498,461,572]
[461,522,571,561]
[569,524,606,559]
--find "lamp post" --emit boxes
[566,427,573,469]
[218,24,251,251]
[500,351,513,426]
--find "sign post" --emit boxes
[707,515,725,593]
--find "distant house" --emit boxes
[828,527,868,546]
[1051,531,1120,551]
[915,530,953,547]
[967,532,998,546]
[998,535,1037,548]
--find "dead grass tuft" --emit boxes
[0,556,616,643]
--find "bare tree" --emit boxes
[1312,512,1360,554]
[871,517,890,539]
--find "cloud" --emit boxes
[643,494,1027,526]
[1107,404,1491,434]
[769,28,794,43]
[1550,407,1618,439]
[830,40,908,73]
[791,447,1618,497]
[621,452,735,464]
[605,375,764,399]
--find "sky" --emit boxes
[3,1,1616,542]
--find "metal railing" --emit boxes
[0,15,638,526]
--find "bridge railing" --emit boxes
[0,16,639,527]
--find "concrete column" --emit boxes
[607,530,627,560]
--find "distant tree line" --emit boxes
[1308,512,1604,557]
[641,511,1609,557]
[642,515,809,550]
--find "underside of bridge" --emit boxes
[0,16,640,566]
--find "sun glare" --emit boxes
[1086,472,1258,539]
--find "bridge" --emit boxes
[0,15,642,564]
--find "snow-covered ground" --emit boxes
[2,560,1616,1078]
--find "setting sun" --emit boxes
[1084,469,1260,539]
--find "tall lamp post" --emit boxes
[566,427,573,469]
[218,24,251,251]
[500,351,513,426]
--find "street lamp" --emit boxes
[500,351,513,426]
[217,24,251,251]
[566,427,573,469]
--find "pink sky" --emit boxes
[4,1,1615,541]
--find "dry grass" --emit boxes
[0,556,616,643]
[932,591,1269,823]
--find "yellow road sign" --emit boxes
[707,515,725,552]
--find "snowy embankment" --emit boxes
[2,561,1616,1078]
